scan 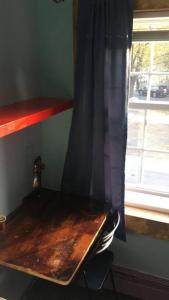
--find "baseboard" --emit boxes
[110,265,169,300]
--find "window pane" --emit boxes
[125,149,141,184]
[127,109,144,148]
[153,43,169,72]
[145,110,169,151]
[127,17,169,196]
[149,75,169,101]
[130,74,148,100]
[131,43,150,72]
[133,18,169,32]
[142,151,169,192]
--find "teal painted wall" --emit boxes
[37,0,73,190]
[113,232,169,280]
[38,0,73,97]
[0,0,41,216]
[41,110,72,190]
[0,1,41,297]
[0,0,40,106]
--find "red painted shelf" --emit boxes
[0,98,73,138]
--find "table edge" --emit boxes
[0,214,107,285]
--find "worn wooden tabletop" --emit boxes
[0,190,107,285]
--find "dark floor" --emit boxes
[22,279,140,300]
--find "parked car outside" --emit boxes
[138,85,168,98]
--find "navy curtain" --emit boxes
[61,0,133,240]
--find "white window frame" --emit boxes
[125,14,169,214]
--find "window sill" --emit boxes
[126,205,169,224]
[125,190,169,216]
[125,205,169,241]
[125,190,169,240]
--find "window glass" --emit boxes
[150,76,169,100]
[126,17,169,195]
[142,151,169,192]
[153,43,169,72]
[131,43,150,72]
[128,109,144,148]
[130,74,148,100]
[145,110,169,151]
[130,42,169,102]
[125,149,141,185]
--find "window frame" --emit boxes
[125,14,169,215]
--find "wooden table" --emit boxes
[0,190,107,285]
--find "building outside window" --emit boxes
[125,15,169,213]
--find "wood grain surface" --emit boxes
[126,215,169,241]
[134,0,169,11]
[0,190,106,285]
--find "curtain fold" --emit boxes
[61,0,133,240]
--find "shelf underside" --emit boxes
[0,98,73,138]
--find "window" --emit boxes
[125,16,169,213]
